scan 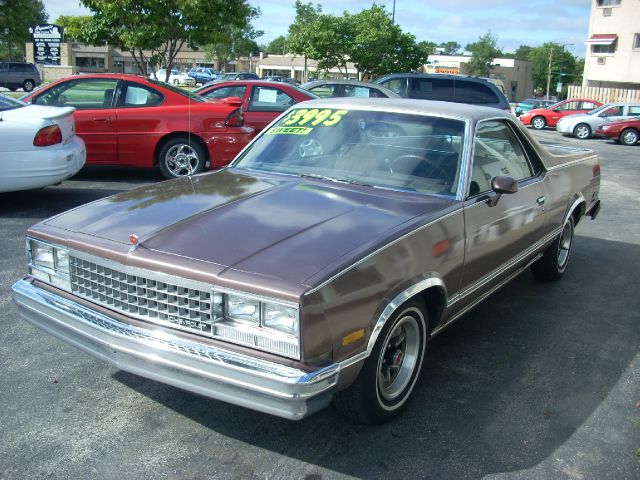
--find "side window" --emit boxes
[308,84,335,98]
[381,78,407,97]
[33,79,119,109]
[556,101,579,111]
[248,86,294,112]
[342,85,384,98]
[121,83,163,107]
[202,85,246,100]
[599,106,623,117]
[0,62,7,73]
[470,120,535,196]
[581,101,598,110]
[628,106,640,115]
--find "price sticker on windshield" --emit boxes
[282,109,348,127]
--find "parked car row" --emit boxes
[518,97,640,146]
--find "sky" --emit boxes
[43,0,592,57]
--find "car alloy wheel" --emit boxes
[158,138,206,178]
[23,80,35,92]
[620,128,639,146]
[573,123,591,140]
[531,116,546,129]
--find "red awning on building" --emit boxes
[585,34,618,45]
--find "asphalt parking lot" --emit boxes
[1,129,639,480]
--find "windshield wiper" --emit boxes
[299,173,372,188]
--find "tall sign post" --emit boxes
[29,24,64,65]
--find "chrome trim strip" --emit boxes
[448,226,561,307]
[546,154,598,171]
[307,208,462,294]
[338,275,446,371]
[432,251,544,336]
[12,279,337,420]
[564,194,586,224]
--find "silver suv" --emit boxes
[0,62,41,92]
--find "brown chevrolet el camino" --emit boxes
[12,98,601,423]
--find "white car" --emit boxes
[556,102,640,139]
[150,69,195,86]
[0,95,86,193]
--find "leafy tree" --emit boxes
[204,25,262,71]
[465,31,502,77]
[80,0,257,80]
[348,5,431,76]
[440,41,461,55]
[0,0,47,60]
[514,45,533,61]
[526,42,579,97]
[287,1,322,81]
[264,35,288,55]
[54,15,92,41]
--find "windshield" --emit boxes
[0,94,25,111]
[233,107,466,196]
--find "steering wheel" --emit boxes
[298,138,324,157]
[388,154,452,186]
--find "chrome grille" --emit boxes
[69,256,213,334]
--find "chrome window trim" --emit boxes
[546,155,598,171]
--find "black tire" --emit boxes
[531,215,575,281]
[573,123,591,140]
[531,116,546,130]
[157,137,207,179]
[620,128,639,146]
[22,79,35,92]
[333,299,428,424]
[8,87,17,92]
[173,79,180,85]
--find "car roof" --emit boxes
[375,72,497,84]
[285,97,513,122]
[300,79,400,97]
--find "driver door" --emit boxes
[459,119,547,305]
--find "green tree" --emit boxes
[526,43,579,97]
[204,25,262,71]
[0,0,47,60]
[287,1,322,81]
[514,45,533,61]
[54,15,92,41]
[440,41,461,55]
[466,31,502,77]
[80,0,257,80]
[264,35,288,55]
[348,5,431,76]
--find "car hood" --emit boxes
[43,168,456,287]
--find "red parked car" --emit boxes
[194,80,316,134]
[21,74,254,178]
[519,98,602,130]
[596,117,640,146]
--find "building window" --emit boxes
[596,0,621,6]
[76,56,105,69]
[592,42,617,55]
[634,34,640,50]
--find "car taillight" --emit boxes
[33,125,62,147]
[225,108,244,127]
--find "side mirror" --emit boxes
[221,96,243,107]
[488,176,518,207]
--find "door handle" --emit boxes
[537,196,546,206]
[92,117,110,122]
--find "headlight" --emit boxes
[601,125,611,131]
[212,288,300,358]
[27,238,71,291]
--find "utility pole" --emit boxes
[392,0,396,23]
[546,47,554,100]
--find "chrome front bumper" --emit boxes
[12,279,339,420]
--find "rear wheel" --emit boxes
[620,128,639,146]
[22,79,35,92]
[573,123,591,139]
[531,116,546,130]
[333,299,428,424]
[531,215,574,281]
[157,137,206,178]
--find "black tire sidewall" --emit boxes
[23,80,34,92]
[574,123,591,139]
[621,128,638,146]
[361,300,428,421]
[157,138,206,179]
[532,116,546,129]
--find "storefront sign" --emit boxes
[30,24,64,65]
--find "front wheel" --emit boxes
[157,137,206,178]
[573,123,591,140]
[620,128,639,146]
[333,299,428,424]
[22,79,35,92]
[531,215,574,281]
[531,116,546,130]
